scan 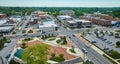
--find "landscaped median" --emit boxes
[75,34,120,64]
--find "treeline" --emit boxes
[0,7,120,18]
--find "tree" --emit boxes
[86,29,90,33]
[27,30,33,33]
[22,44,50,64]
[62,36,67,45]
[81,32,86,37]
[59,54,64,58]
[96,33,99,38]
[51,53,55,58]
[3,37,7,42]
[109,50,120,59]
[116,41,120,47]
[95,29,98,33]
[21,43,27,49]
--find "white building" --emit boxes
[59,10,75,16]
[0,19,7,25]
[57,15,73,23]
[31,11,59,36]
[0,26,14,34]
[9,15,22,22]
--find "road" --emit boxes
[0,14,31,63]
[59,26,111,64]
[0,16,112,64]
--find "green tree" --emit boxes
[3,37,7,42]
[59,54,64,58]
[22,44,50,64]
[116,41,120,47]
[109,50,120,59]
[62,36,67,45]
[51,53,55,58]
[96,33,99,38]
[86,29,90,33]
[21,43,27,49]
[27,30,33,33]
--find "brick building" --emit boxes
[80,13,112,26]
[0,13,7,19]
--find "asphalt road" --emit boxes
[0,17,113,64]
[0,15,31,63]
[59,26,111,64]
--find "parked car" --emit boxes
[108,42,112,44]
[103,39,107,41]
[72,34,75,37]
[4,43,8,47]
[91,41,97,43]
[104,47,109,50]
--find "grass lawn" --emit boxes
[48,37,55,41]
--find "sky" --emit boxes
[0,0,120,7]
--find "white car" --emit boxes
[4,43,9,47]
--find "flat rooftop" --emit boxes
[39,20,57,27]
[0,19,7,25]
[0,26,13,30]
[75,19,91,23]
[67,21,76,23]
[57,15,72,20]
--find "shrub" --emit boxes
[49,53,65,62]
[27,30,33,33]
[56,40,61,44]
[69,49,76,53]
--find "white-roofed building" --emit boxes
[57,15,73,23]
[9,15,22,22]
[59,10,75,16]
[0,26,14,34]
[30,11,59,36]
[0,19,7,25]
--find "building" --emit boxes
[80,13,112,26]
[9,15,23,22]
[0,26,14,34]
[75,19,92,28]
[65,19,91,28]
[0,13,7,19]
[0,19,7,25]
[30,11,59,36]
[57,15,73,23]
[59,10,75,16]
[111,21,120,27]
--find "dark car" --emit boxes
[72,35,75,37]
[91,41,97,43]
[103,39,107,41]
[5,54,11,59]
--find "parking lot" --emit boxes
[85,32,120,53]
